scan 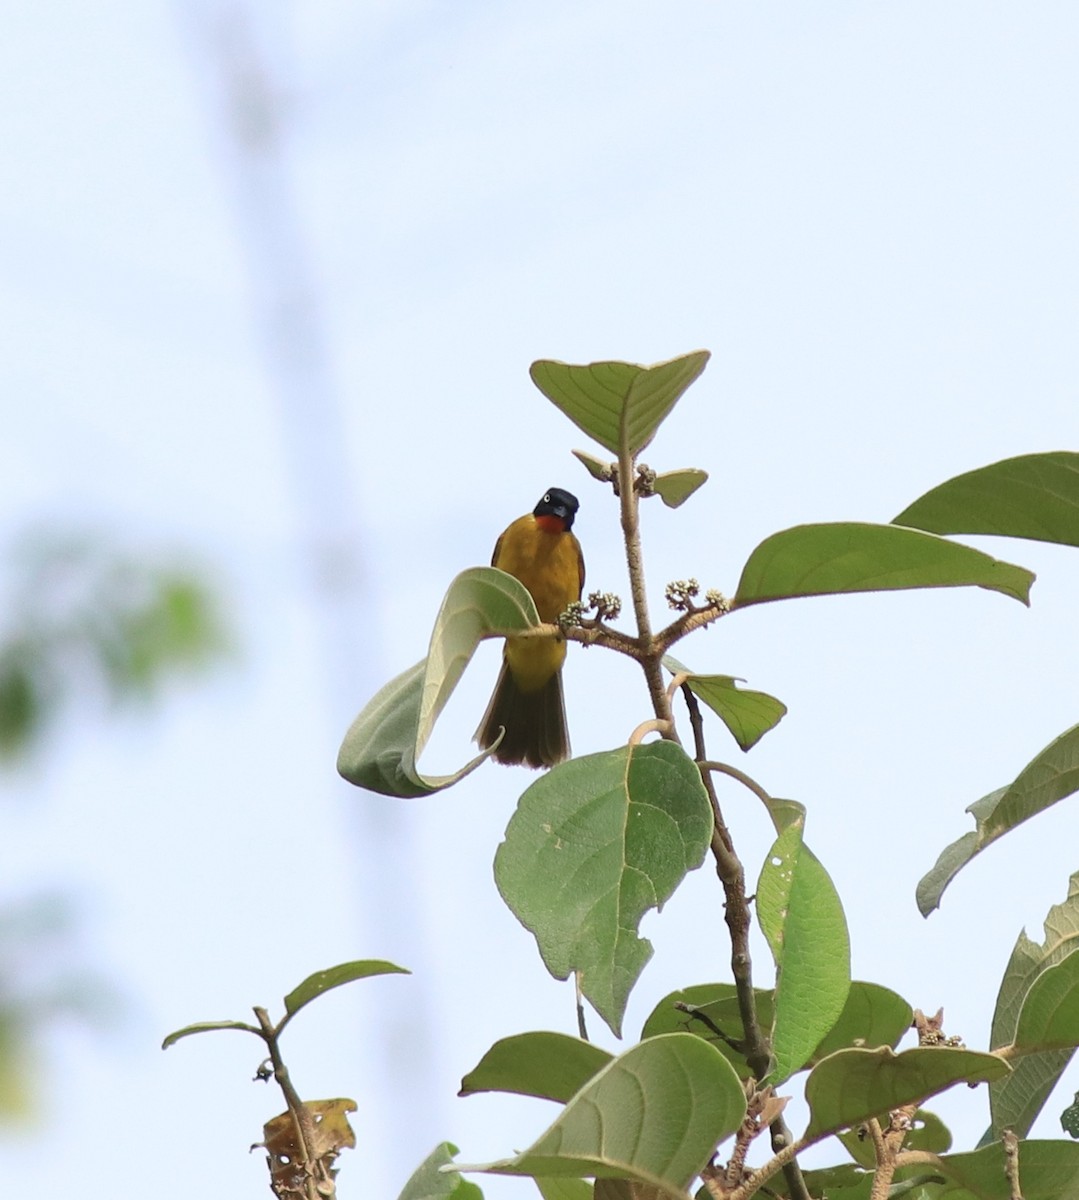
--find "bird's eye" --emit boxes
[543,493,551,503]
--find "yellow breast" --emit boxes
[493,514,584,693]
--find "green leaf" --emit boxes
[893,452,1079,547]
[397,1142,484,1200]
[809,981,914,1065]
[804,1046,1010,1138]
[530,352,710,458]
[161,1020,259,1049]
[731,523,1034,609]
[756,818,851,1083]
[536,1180,594,1200]
[494,742,713,1037]
[641,980,909,1080]
[988,873,1079,1138]
[639,983,775,1078]
[460,1034,746,1197]
[780,1163,876,1198]
[337,567,540,796]
[572,450,614,483]
[459,1033,613,1103]
[934,1139,1079,1199]
[595,1184,665,1200]
[652,470,708,509]
[663,656,786,751]
[282,959,410,1021]
[1011,951,1079,1053]
[917,724,1079,915]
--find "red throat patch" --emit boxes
[534,514,567,534]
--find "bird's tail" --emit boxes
[475,662,569,769]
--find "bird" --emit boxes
[475,487,585,768]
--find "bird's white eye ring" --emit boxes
[543,493,551,503]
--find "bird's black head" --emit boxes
[534,487,579,529]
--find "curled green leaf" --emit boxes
[337,567,540,797]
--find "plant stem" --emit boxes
[682,686,811,1200]
[616,449,673,729]
[254,1006,322,1200]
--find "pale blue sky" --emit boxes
[3,3,1079,1196]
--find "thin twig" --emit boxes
[699,760,775,814]
[654,601,729,652]
[254,1006,323,1200]
[628,718,672,746]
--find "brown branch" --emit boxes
[1002,1130,1024,1200]
[681,684,810,1200]
[511,620,641,658]
[654,600,729,652]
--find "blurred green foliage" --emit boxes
[0,528,231,1122]
[0,530,230,762]
[0,892,115,1119]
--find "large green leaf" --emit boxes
[917,724,1079,915]
[1011,952,1079,1053]
[663,655,786,751]
[934,1139,1079,1199]
[988,873,1079,1139]
[808,981,914,1065]
[640,980,907,1079]
[756,818,850,1083]
[398,1142,484,1200]
[535,1180,594,1200]
[494,742,713,1036]
[337,567,539,796]
[282,959,410,1023]
[529,352,710,457]
[731,523,1034,609]
[460,1034,746,1197]
[893,452,1079,547]
[639,982,775,1078]
[804,1046,1010,1138]
[459,1033,612,1103]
